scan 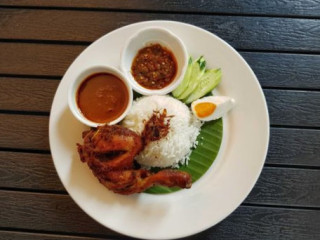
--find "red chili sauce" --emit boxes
[131,44,177,89]
[77,73,129,123]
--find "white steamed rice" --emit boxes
[122,95,202,168]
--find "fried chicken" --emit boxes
[77,125,192,195]
[78,125,142,171]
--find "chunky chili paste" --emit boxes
[77,73,129,123]
[131,43,177,89]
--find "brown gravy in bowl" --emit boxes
[77,73,129,123]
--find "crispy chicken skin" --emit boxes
[77,125,143,171]
[100,169,191,195]
[77,125,192,195]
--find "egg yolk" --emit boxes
[194,102,216,118]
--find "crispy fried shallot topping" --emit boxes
[141,108,173,146]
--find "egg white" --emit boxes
[191,96,235,121]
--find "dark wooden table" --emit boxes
[0,1,319,239]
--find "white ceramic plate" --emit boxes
[49,21,269,239]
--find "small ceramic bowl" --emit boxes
[120,27,188,95]
[68,65,133,127]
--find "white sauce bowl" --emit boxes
[120,27,188,95]
[68,65,133,127]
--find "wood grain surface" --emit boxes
[268,128,320,167]
[246,167,320,207]
[0,9,319,52]
[241,52,320,89]
[0,191,319,240]
[0,43,85,76]
[265,90,320,127]
[0,231,105,240]
[1,0,319,17]
[0,191,118,237]
[0,152,64,191]
[0,77,59,112]
[0,114,49,150]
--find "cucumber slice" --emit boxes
[172,57,193,98]
[184,68,222,104]
[179,57,206,100]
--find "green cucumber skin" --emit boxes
[172,55,222,104]
[179,57,206,100]
[185,68,222,104]
[172,57,193,98]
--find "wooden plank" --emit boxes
[0,191,117,237]
[0,114,49,150]
[265,90,320,127]
[241,52,320,89]
[0,43,85,76]
[246,167,320,208]
[0,0,319,17]
[0,9,319,52]
[0,77,59,112]
[0,230,104,240]
[0,43,319,89]
[0,190,319,240]
[268,128,320,167]
[0,152,64,191]
[188,206,320,240]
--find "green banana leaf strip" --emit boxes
[145,118,223,194]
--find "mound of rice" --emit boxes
[122,95,201,168]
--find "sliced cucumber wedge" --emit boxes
[172,55,222,103]
[185,68,222,104]
[172,57,193,98]
[178,57,206,100]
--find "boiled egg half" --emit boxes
[191,96,235,121]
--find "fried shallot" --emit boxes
[141,108,173,146]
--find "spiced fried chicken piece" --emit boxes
[99,169,191,195]
[77,125,192,195]
[77,125,143,171]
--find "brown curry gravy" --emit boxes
[77,73,129,123]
